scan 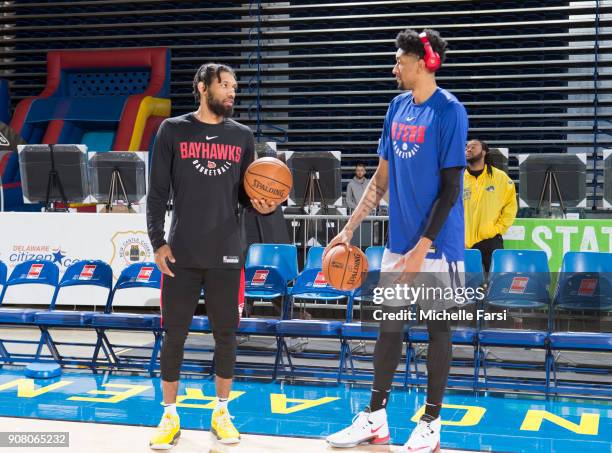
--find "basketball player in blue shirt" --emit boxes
[325,29,468,452]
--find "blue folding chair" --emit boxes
[0,261,6,298]
[246,243,299,282]
[184,245,300,379]
[464,248,485,290]
[304,246,324,270]
[36,260,113,325]
[243,243,298,313]
[405,251,482,389]
[275,255,353,381]
[90,262,162,375]
[478,249,551,392]
[364,246,384,269]
[33,260,113,366]
[0,260,59,324]
[0,260,59,363]
[0,260,8,360]
[349,246,384,303]
[549,252,612,396]
[339,246,399,382]
[486,249,550,309]
[552,252,612,312]
[237,244,299,376]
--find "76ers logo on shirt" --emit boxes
[391,122,426,159]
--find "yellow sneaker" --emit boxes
[149,413,180,450]
[211,407,240,444]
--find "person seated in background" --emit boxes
[464,139,517,272]
[345,163,369,212]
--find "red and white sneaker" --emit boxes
[326,407,390,448]
[401,416,441,453]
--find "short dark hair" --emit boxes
[192,62,236,103]
[395,28,448,66]
[355,163,366,169]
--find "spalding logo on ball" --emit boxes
[323,244,369,291]
[244,157,293,204]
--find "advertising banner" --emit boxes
[503,218,612,271]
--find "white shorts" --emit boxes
[379,248,465,311]
[381,248,464,274]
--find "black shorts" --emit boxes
[160,265,244,331]
[159,264,244,381]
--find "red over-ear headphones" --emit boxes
[419,31,441,72]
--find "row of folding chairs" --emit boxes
[478,249,612,395]
[0,259,164,372]
[0,246,610,395]
[243,245,612,395]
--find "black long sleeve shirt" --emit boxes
[146,113,255,269]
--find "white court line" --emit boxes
[0,416,481,453]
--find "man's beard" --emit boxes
[467,150,485,164]
[206,91,233,118]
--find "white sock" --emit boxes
[163,403,178,417]
[368,407,387,423]
[215,397,229,411]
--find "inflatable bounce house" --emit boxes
[11,47,170,152]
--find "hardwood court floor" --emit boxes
[0,416,477,453]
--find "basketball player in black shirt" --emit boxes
[147,63,275,448]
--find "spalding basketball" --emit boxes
[322,244,369,291]
[244,157,293,204]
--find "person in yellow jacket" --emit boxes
[464,139,517,271]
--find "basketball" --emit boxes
[322,244,369,291]
[244,157,293,204]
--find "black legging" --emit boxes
[373,314,452,408]
[472,234,504,273]
[160,264,242,381]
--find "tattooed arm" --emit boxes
[324,158,389,256]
